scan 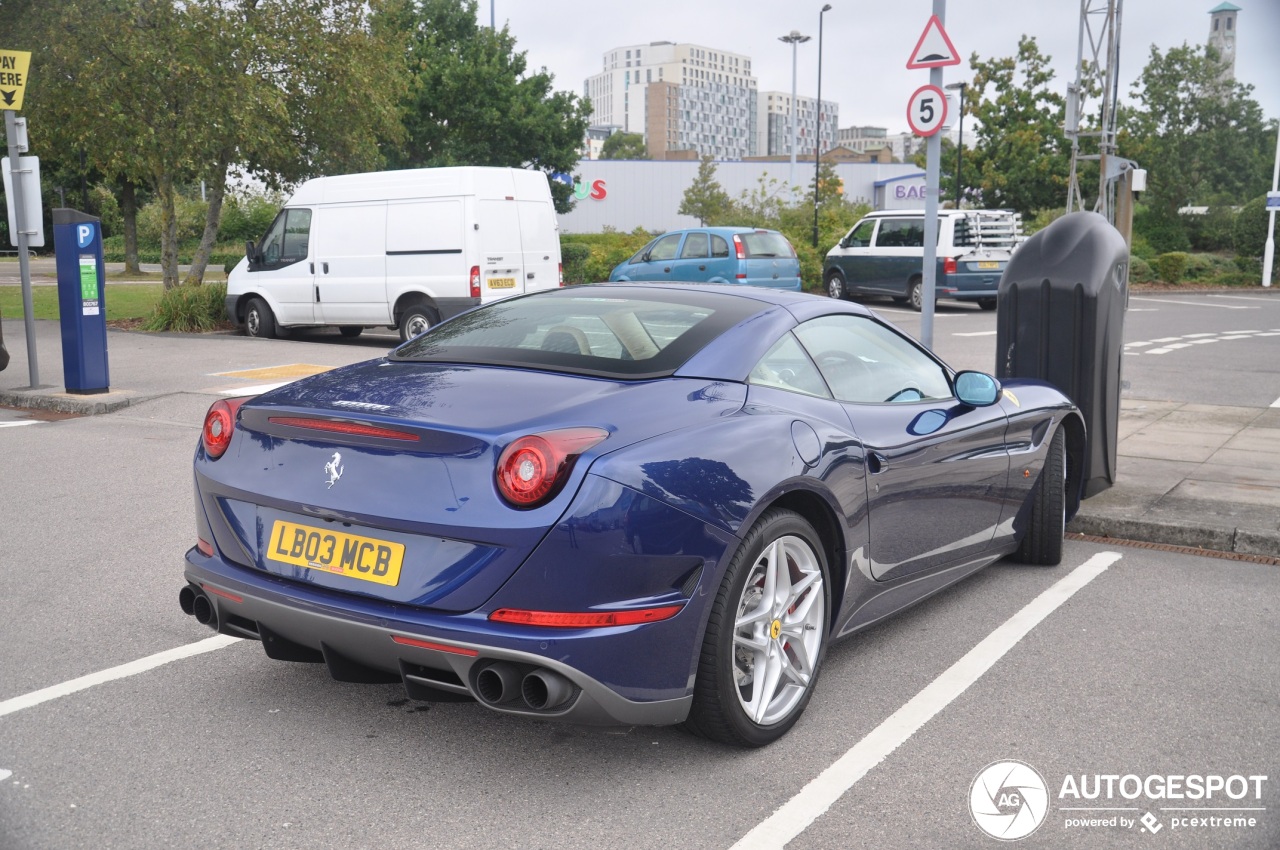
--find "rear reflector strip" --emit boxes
[391,635,479,657]
[267,416,420,442]
[201,584,243,604]
[488,605,684,628]
[197,538,214,557]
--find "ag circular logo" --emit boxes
[969,760,1050,841]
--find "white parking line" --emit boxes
[731,551,1123,850]
[0,635,241,719]
[0,420,41,429]
[953,331,997,337]
[219,382,289,396]
[1209,294,1279,303]
[1133,297,1254,310]
[1271,397,1280,409]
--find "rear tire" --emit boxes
[398,300,439,343]
[1014,427,1066,566]
[908,276,924,312]
[244,297,277,339]
[978,297,997,311]
[338,326,363,338]
[825,270,848,300]
[682,509,830,747]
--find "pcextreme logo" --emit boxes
[969,762,1270,841]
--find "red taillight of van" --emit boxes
[732,235,746,260]
[470,265,481,298]
[559,262,564,287]
[943,257,958,275]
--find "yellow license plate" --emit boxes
[267,520,404,586]
[488,277,516,289]
[976,261,1000,270]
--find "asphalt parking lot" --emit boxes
[1,290,1278,848]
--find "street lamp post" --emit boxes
[779,31,812,195]
[812,3,831,248]
[945,81,967,208]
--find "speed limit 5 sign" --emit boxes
[907,84,948,137]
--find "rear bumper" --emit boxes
[225,294,240,324]
[182,556,693,727]
[939,271,1002,300]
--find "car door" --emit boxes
[312,203,388,324]
[869,217,925,296]
[793,314,1010,581]
[831,218,877,294]
[669,230,711,281]
[252,207,315,325]
[632,232,683,282]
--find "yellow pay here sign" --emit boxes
[0,49,32,111]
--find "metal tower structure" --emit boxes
[1064,0,1126,222]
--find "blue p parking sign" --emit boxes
[76,222,96,249]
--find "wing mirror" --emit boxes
[245,240,258,270]
[954,371,1002,407]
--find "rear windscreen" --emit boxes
[739,232,795,258]
[391,287,766,379]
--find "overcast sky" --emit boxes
[482,0,1279,137]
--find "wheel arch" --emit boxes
[1059,411,1087,521]
[392,291,438,325]
[754,487,849,632]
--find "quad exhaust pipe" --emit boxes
[178,584,218,630]
[474,662,575,711]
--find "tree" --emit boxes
[600,132,648,161]
[1123,43,1273,220]
[385,0,591,213]
[678,156,732,225]
[19,0,405,288]
[963,36,1070,216]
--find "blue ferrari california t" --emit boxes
[182,283,1083,747]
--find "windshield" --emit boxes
[391,286,766,380]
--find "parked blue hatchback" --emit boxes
[609,227,802,290]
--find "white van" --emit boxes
[226,167,562,341]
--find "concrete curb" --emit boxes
[0,388,154,416]
[1069,512,1280,559]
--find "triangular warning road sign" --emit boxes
[906,15,961,69]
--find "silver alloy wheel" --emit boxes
[405,313,430,338]
[731,534,825,726]
[826,273,844,300]
[246,309,260,336]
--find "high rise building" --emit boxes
[585,42,759,159]
[1207,2,1240,80]
[756,91,839,160]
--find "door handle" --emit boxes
[309,262,314,274]
[698,264,706,271]
[322,262,329,274]
[527,272,535,279]
[663,266,671,273]
[867,452,889,474]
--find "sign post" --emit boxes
[1,48,41,387]
[905,7,959,349]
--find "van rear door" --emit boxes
[517,199,560,294]
[312,203,388,324]
[477,199,525,302]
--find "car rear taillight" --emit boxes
[558,262,564,287]
[732,234,746,260]
[943,257,958,275]
[496,427,608,508]
[470,265,481,298]
[202,397,249,459]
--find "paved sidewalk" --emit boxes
[3,316,1278,558]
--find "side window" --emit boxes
[680,232,710,259]
[749,333,831,398]
[794,315,951,404]
[258,208,312,269]
[873,219,925,248]
[843,219,876,248]
[648,233,683,262]
[629,238,658,264]
[710,234,730,258]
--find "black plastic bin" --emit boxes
[995,211,1128,498]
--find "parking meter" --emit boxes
[54,208,110,393]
